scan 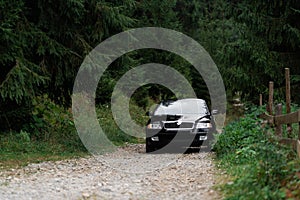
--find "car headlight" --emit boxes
[147,121,162,129]
[195,122,212,129]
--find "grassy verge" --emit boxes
[97,104,147,146]
[0,96,148,170]
[0,151,88,170]
[213,106,300,199]
[0,132,88,170]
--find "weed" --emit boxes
[96,104,144,145]
[0,96,146,169]
[214,105,300,199]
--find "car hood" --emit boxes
[180,114,210,122]
[151,114,210,122]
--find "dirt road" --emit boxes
[0,144,222,200]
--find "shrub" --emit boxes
[214,106,300,199]
[96,104,143,146]
[25,95,85,152]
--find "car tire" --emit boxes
[146,145,154,153]
[201,132,215,152]
[146,138,157,153]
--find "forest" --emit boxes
[1,0,300,199]
[0,0,300,147]
[1,0,300,130]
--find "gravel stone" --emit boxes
[0,144,222,200]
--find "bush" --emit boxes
[96,104,143,146]
[25,95,86,152]
[214,106,300,199]
[0,131,31,153]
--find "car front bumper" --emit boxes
[146,129,209,147]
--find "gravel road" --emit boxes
[0,144,222,200]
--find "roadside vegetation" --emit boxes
[0,95,146,169]
[213,105,300,199]
[1,2,300,198]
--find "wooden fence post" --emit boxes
[285,68,292,135]
[298,110,300,138]
[268,81,274,115]
[297,140,300,158]
[275,104,282,137]
[298,110,300,158]
[259,94,262,106]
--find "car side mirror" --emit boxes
[145,111,153,116]
[211,109,219,115]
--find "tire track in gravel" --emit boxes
[0,144,222,200]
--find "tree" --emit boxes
[177,0,300,103]
[0,0,136,130]
[226,0,300,102]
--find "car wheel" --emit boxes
[146,138,157,153]
[184,148,200,154]
[201,132,214,152]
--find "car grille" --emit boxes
[164,122,194,129]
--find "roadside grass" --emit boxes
[97,104,146,146]
[0,151,88,170]
[0,96,147,170]
[0,132,88,170]
[213,106,300,199]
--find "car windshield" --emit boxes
[154,99,209,115]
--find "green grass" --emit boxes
[0,98,147,170]
[0,132,88,170]
[0,151,88,170]
[96,104,146,145]
[213,106,300,200]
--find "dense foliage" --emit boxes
[1,1,300,197]
[213,106,300,199]
[0,0,300,160]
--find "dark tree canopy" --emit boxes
[0,0,300,131]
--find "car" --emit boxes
[145,98,216,153]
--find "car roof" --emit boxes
[155,98,209,115]
[161,98,206,105]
